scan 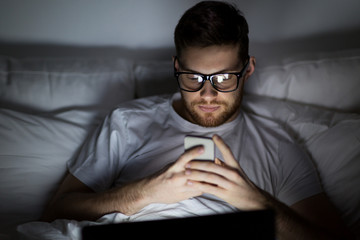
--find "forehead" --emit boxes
[178,45,241,74]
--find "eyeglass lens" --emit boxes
[178,73,238,92]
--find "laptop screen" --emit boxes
[82,210,275,240]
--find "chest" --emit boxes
[114,127,278,196]
[114,131,184,186]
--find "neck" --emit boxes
[172,98,188,121]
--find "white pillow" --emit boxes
[0,108,94,237]
[134,60,178,98]
[0,57,135,113]
[243,95,360,227]
[245,49,360,113]
[306,116,360,227]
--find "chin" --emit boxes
[192,112,232,127]
[181,92,243,127]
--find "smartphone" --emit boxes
[184,135,215,161]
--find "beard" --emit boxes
[182,93,242,127]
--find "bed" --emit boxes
[0,48,359,239]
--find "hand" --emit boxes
[185,135,267,210]
[144,146,204,205]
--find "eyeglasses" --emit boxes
[174,56,249,92]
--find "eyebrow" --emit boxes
[178,59,243,75]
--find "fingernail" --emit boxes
[198,147,204,153]
[185,169,191,175]
[185,163,191,169]
[187,180,193,185]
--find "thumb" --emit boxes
[212,135,240,169]
[173,145,204,171]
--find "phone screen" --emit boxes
[184,135,215,161]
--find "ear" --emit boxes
[172,56,179,72]
[244,56,256,82]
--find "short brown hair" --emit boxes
[174,1,249,63]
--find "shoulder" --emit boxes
[107,94,172,123]
[99,94,174,142]
[114,94,171,114]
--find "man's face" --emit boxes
[175,45,252,127]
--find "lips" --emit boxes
[198,105,220,113]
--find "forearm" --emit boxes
[41,178,151,222]
[261,192,332,240]
[272,201,328,240]
[42,147,204,222]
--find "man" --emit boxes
[42,1,350,239]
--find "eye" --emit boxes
[187,74,203,83]
[216,75,225,83]
[213,74,230,83]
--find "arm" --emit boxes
[289,193,354,240]
[185,135,353,240]
[41,146,204,222]
[264,192,352,240]
[41,173,150,222]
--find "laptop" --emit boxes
[82,210,275,240]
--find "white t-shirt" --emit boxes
[68,93,322,219]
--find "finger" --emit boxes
[188,179,226,197]
[214,157,224,166]
[187,161,242,185]
[187,160,226,175]
[185,168,234,190]
[173,146,204,170]
[212,135,239,169]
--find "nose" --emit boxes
[200,80,218,100]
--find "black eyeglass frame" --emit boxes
[174,55,250,93]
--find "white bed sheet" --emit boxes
[17,195,237,240]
